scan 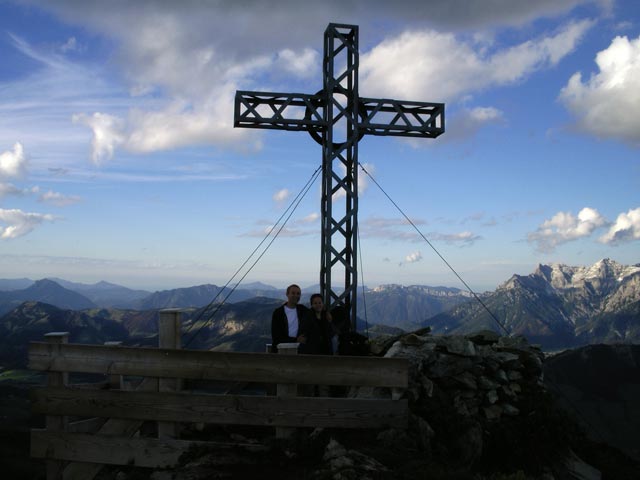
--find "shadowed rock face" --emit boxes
[544,344,640,462]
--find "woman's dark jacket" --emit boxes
[313,310,334,355]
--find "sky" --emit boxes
[0,0,638,293]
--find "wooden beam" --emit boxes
[28,342,408,388]
[31,387,408,429]
[158,310,182,439]
[60,377,158,480]
[44,332,69,480]
[31,430,265,469]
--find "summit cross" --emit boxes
[234,23,445,330]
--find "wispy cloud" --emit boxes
[37,190,82,207]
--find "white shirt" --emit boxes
[284,305,298,338]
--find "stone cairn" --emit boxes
[368,328,544,422]
[335,327,546,470]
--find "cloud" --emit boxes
[273,188,291,204]
[72,113,125,164]
[298,212,319,224]
[18,2,595,162]
[0,142,27,178]
[360,19,593,102]
[527,207,607,252]
[275,48,319,78]
[599,207,640,244]
[0,208,55,239]
[0,183,24,198]
[405,251,423,263]
[444,107,505,142]
[38,190,82,207]
[559,35,640,145]
[361,216,425,241]
[60,36,82,53]
[430,231,482,245]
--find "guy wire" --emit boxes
[183,165,322,348]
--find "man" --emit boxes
[271,284,315,353]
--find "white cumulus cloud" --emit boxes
[527,207,607,252]
[559,35,640,145]
[0,208,55,239]
[599,207,640,244]
[299,212,319,224]
[360,20,593,102]
[0,142,27,178]
[72,113,125,165]
[405,251,423,264]
[273,188,291,204]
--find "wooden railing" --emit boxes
[29,310,409,479]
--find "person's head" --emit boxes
[285,284,302,307]
[310,293,324,313]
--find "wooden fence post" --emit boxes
[275,342,299,439]
[104,341,124,390]
[158,309,182,439]
[44,332,69,480]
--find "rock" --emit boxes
[486,389,499,404]
[468,329,501,345]
[454,421,483,467]
[452,371,477,390]
[494,369,509,384]
[150,472,173,480]
[566,450,602,480]
[319,438,391,479]
[477,375,500,390]
[429,355,474,378]
[484,405,503,420]
[498,335,529,348]
[400,333,428,346]
[443,336,477,357]
[499,384,517,400]
[507,370,523,381]
[502,404,520,416]
[411,414,435,451]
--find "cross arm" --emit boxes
[234,91,325,132]
[359,98,445,138]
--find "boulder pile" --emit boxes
[371,328,545,423]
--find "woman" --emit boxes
[309,293,335,355]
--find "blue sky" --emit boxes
[0,0,638,292]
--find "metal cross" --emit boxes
[234,23,444,330]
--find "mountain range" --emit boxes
[427,258,640,349]
[0,259,638,366]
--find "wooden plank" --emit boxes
[32,431,267,468]
[60,377,158,480]
[31,387,408,429]
[33,430,192,468]
[28,343,408,388]
[67,417,107,434]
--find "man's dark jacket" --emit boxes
[271,304,318,353]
